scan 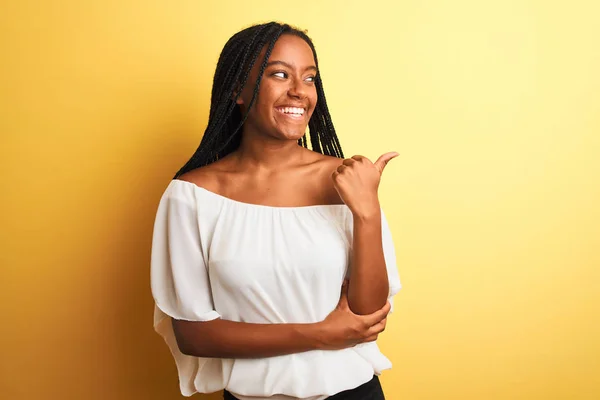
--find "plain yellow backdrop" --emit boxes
[1,0,599,399]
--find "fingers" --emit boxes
[334,152,398,177]
[381,300,392,315]
[362,311,389,344]
[363,334,379,343]
[374,152,399,174]
[335,156,362,175]
[364,301,391,325]
[364,317,387,342]
[365,318,387,338]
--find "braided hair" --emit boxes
[174,22,344,179]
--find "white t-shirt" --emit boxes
[150,179,402,399]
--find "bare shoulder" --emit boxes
[305,152,346,204]
[309,152,345,173]
[176,158,231,193]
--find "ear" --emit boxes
[233,83,244,105]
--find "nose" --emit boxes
[287,77,307,99]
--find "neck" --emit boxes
[232,130,305,172]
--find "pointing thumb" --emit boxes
[374,152,399,174]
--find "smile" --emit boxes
[275,106,306,119]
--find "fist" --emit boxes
[331,152,398,217]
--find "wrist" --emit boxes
[300,322,328,350]
[351,202,381,222]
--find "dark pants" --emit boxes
[223,375,385,400]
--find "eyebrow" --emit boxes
[266,60,318,72]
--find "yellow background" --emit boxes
[1,0,599,399]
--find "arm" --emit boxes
[172,287,392,358]
[347,209,389,315]
[330,152,399,315]
[172,318,325,359]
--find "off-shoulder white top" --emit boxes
[150,179,402,399]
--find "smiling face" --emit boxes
[236,34,318,141]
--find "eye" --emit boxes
[305,76,316,83]
[272,71,288,79]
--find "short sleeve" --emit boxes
[345,209,402,313]
[150,182,223,396]
[150,183,221,326]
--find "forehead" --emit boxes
[265,34,316,67]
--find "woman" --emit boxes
[150,22,402,400]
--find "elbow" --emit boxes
[175,337,197,357]
[348,293,389,315]
[177,343,195,357]
[171,318,215,358]
[172,320,198,356]
[178,343,212,358]
[346,275,389,315]
[348,302,385,316]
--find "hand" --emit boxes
[331,152,399,218]
[317,280,391,350]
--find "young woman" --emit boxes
[150,22,402,400]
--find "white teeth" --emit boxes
[278,107,305,115]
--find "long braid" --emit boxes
[174,22,344,179]
[214,25,287,157]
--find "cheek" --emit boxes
[246,91,273,121]
[310,85,318,104]
[308,92,318,117]
[256,86,280,112]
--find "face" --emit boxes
[236,34,318,141]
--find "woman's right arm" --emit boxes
[172,280,391,358]
[172,318,324,358]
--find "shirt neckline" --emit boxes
[172,179,349,210]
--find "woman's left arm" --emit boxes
[349,208,388,315]
[332,152,399,315]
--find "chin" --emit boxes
[270,114,309,141]
[272,126,307,141]
[280,130,306,141]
